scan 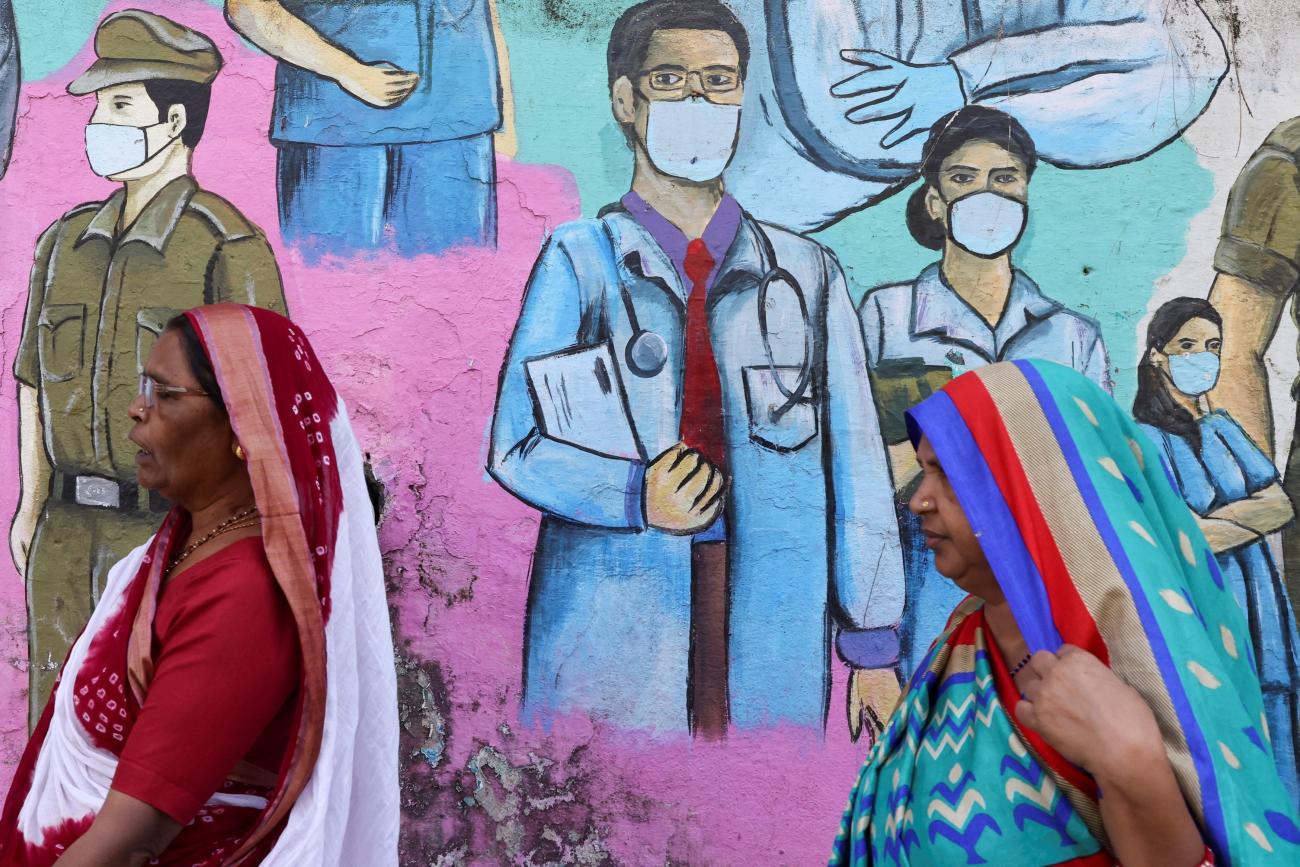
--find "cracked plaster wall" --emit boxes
[0,1,1299,865]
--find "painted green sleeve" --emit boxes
[210,235,288,316]
[13,222,59,388]
[1215,145,1300,298]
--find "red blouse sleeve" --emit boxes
[111,540,300,824]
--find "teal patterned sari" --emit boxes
[831,360,1300,866]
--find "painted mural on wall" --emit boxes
[488,2,902,739]
[0,0,16,179]
[725,0,1228,230]
[224,0,509,259]
[1134,296,1300,801]
[861,104,1115,680]
[1,0,1299,862]
[11,9,288,725]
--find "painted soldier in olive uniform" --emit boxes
[9,11,286,722]
[1208,118,1300,614]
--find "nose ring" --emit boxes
[920,499,933,509]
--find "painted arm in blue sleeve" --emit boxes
[822,249,904,667]
[949,0,1227,167]
[489,230,647,529]
[1216,413,1281,492]
[0,0,18,180]
[831,0,1227,166]
[1204,414,1292,539]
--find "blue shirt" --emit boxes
[272,0,501,146]
[859,263,1112,391]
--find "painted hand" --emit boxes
[1015,646,1165,775]
[336,60,420,109]
[848,667,902,744]
[8,518,30,575]
[830,51,964,148]
[644,444,726,534]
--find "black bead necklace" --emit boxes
[166,506,260,576]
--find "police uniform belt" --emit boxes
[52,470,169,513]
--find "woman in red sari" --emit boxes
[0,305,398,866]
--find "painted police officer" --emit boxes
[10,10,286,722]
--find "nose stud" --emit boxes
[920,500,933,509]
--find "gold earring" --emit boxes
[233,443,246,461]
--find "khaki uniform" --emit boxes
[14,175,286,716]
[1213,116,1300,610]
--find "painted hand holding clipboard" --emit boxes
[525,341,723,534]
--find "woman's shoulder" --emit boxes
[156,536,296,648]
[1202,408,1240,428]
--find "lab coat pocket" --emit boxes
[743,366,817,452]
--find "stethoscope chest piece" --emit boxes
[626,329,669,377]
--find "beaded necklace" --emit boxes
[166,506,260,576]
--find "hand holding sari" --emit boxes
[831,360,1300,866]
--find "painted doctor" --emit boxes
[724,0,1229,230]
[490,0,902,738]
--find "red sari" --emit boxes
[0,305,399,866]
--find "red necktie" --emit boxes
[680,239,725,468]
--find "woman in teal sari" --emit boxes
[831,360,1300,866]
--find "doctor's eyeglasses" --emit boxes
[138,374,209,409]
[639,65,740,96]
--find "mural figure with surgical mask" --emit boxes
[723,0,1229,230]
[1134,297,1300,807]
[859,106,1111,678]
[9,11,285,723]
[490,0,902,738]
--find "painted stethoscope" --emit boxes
[600,217,814,422]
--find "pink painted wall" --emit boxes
[0,3,872,862]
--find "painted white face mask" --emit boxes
[645,97,741,183]
[84,121,178,177]
[947,191,1028,258]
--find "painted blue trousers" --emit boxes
[276,133,496,259]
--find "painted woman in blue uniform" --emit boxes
[1135,296,1300,807]
[858,107,1111,680]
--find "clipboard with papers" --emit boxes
[525,341,641,460]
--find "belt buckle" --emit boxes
[74,476,121,509]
